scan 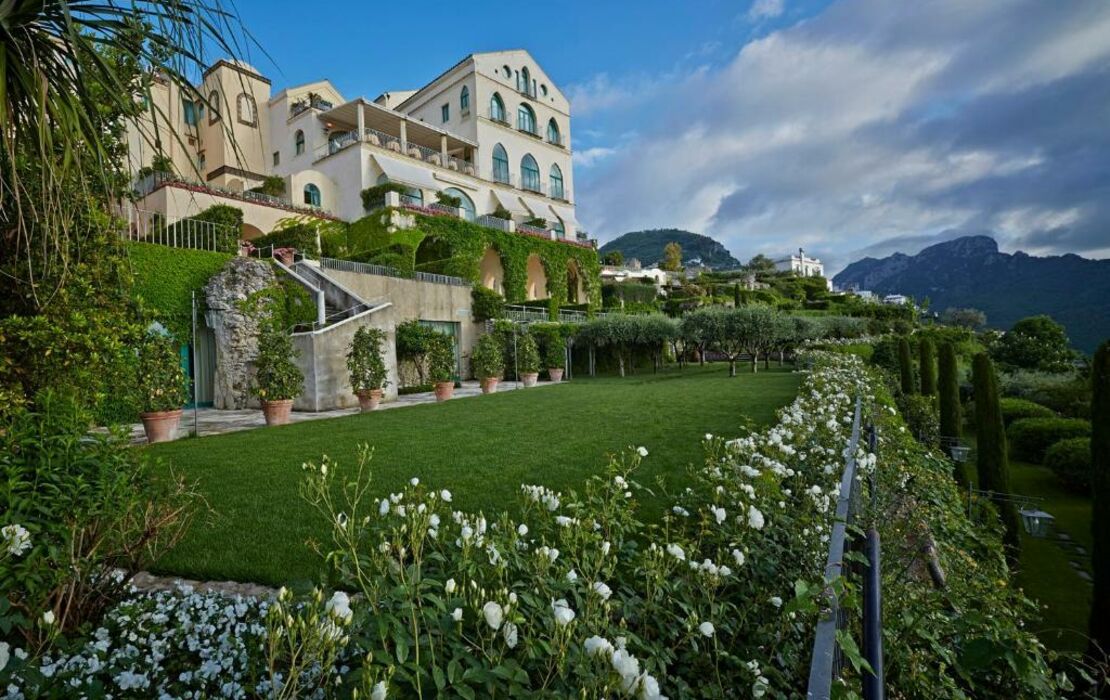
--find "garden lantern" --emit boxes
[949,444,970,462]
[1018,509,1055,539]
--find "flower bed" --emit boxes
[1,353,1070,697]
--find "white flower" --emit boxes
[601,541,611,556]
[552,598,576,626]
[747,505,765,530]
[698,621,715,638]
[410,477,419,486]
[636,446,649,457]
[503,622,518,648]
[0,642,8,672]
[640,673,665,700]
[482,601,504,630]
[584,635,613,657]
[610,648,641,691]
[371,680,388,700]
[672,506,690,517]
[379,499,390,516]
[336,512,348,529]
[517,523,528,537]
[326,591,353,623]
[566,569,578,583]
[731,549,746,567]
[440,489,453,502]
[42,610,55,625]
[451,607,463,622]
[666,543,686,561]
[711,506,726,524]
[704,433,713,440]
[592,581,612,601]
[445,578,457,594]
[2,524,30,557]
[555,515,574,527]
[769,596,783,608]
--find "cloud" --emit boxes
[572,0,1110,275]
[572,147,617,168]
[748,0,785,21]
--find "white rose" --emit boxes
[482,601,503,630]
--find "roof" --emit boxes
[394,49,540,111]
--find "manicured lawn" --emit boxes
[147,364,801,586]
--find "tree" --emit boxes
[919,337,937,395]
[601,251,624,266]
[941,307,986,330]
[746,254,776,272]
[1090,341,1110,658]
[733,305,780,374]
[972,353,1021,561]
[990,315,1075,373]
[897,337,915,395]
[938,343,965,485]
[733,284,742,307]
[661,242,683,272]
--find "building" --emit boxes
[126,50,582,242]
[774,248,825,278]
[600,265,670,288]
[883,294,910,305]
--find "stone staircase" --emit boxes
[273,257,384,332]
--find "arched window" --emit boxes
[492,144,510,183]
[490,92,506,122]
[546,118,561,145]
[549,164,564,200]
[553,218,566,239]
[237,93,257,126]
[443,187,475,220]
[517,104,536,134]
[460,86,470,114]
[519,67,531,94]
[208,91,220,123]
[294,130,305,155]
[521,154,540,192]
[303,183,321,207]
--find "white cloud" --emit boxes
[748,0,785,21]
[572,147,617,168]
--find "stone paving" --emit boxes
[128,379,558,444]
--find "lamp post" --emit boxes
[1018,509,1056,539]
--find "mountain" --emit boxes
[599,229,741,269]
[834,235,1110,353]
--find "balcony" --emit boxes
[319,127,477,176]
[131,171,338,219]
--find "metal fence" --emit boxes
[319,256,470,287]
[120,205,239,253]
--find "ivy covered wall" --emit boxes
[127,242,232,340]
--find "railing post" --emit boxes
[863,527,884,700]
[316,290,326,327]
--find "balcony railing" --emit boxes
[317,127,476,175]
[131,171,336,219]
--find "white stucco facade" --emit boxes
[774,248,825,278]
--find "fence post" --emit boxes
[316,290,326,327]
[863,527,884,700]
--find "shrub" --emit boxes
[489,205,513,220]
[136,332,189,412]
[254,328,304,401]
[898,337,915,395]
[252,224,318,254]
[919,337,936,395]
[346,326,389,393]
[898,394,939,446]
[1007,417,1091,463]
[973,353,1021,559]
[396,320,438,386]
[249,175,285,197]
[1045,437,1091,493]
[999,397,1054,427]
[426,332,456,383]
[517,332,540,374]
[360,182,409,210]
[469,333,505,380]
[472,286,505,321]
[435,191,462,208]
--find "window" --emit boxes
[519,67,531,94]
[540,84,548,97]
[441,103,450,123]
[198,152,206,171]
[303,183,321,207]
[492,144,509,183]
[517,104,536,134]
[460,86,470,114]
[183,100,198,126]
[237,93,257,126]
[294,130,305,155]
[502,64,511,78]
[553,219,565,238]
[546,118,561,145]
[208,91,220,123]
[443,187,475,220]
[521,154,540,192]
[490,92,506,122]
[273,151,280,166]
[549,164,564,199]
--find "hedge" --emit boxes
[1045,437,1091,493]
[127,242,232,341]
[1007,416,1091,464]
[998,397,1054,427]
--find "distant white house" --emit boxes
[855,290,877,302]
[601,265,670,288]
[883,294,910,305]
[774,248,825,278]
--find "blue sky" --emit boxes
[228,0,1110,273]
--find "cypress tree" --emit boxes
[938,343,965,485]
[972,352,1021,560]
[897,337,915,395]
[733,283,742,307]
[919,337,937,395]
[1089,341,1110,657]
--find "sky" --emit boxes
[227,0,1110,274]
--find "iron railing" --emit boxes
[120,205,239,253]
[319,256,470,287]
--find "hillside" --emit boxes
[600,229,740,269]
[834,235,1110,353]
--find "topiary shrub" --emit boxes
[999,397,1054,427]
[471,286,505,322]
[898,337,915,395]
[919,337,936,395]
[254,328,304,401]
[346,326,389,394]
[973,352,1021,560]
[517,333,540,374]
[136,332,190,413]
[426,332,456,384]
[1007,416,1091,464]
[469,333,505,380]
[1045,437,1092,493]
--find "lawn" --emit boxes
[147,364,801,586]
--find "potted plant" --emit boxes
[428,332,456,402]
[518,333,541,387]
[136,333,190,443]
[254,327,304,425]
[544,335,566,382]
[347,326,389,411]
[470,333,505,394]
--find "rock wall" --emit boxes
[203,258,276,409]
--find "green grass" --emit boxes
[147,364,801,587]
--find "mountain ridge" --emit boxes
[599,229,741,269]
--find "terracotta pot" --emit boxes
[261,399,294,426]
[357,388,383,412]
[521,372,539,387]
[548,368,564,383]
[140,408,183,444]
[480,377,500,394]
[434,381,455,402]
